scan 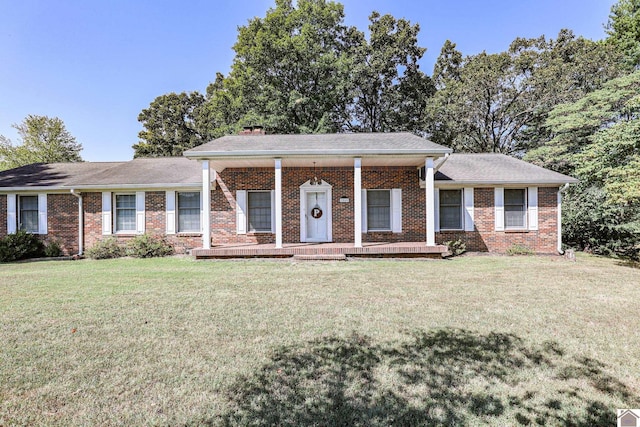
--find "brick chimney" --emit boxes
[239,125,265,135]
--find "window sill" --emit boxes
[367,230,393,233]
[247,231,274,235]
[440,228,464,232]
[176,232,202,237]
[504,229,529,233]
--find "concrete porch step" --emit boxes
[293,254,347,261]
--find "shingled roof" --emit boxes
[0,149,577,190]
[434,153,578,185]
[185,132,452,158]
[0,158,201,190]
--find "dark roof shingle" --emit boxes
[435,153,578,184]
[185,132,452,156]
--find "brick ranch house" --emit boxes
[0,132,577,258]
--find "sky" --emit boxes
[0,0,616,162]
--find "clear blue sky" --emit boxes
[0,0,615,162]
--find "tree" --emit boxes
[133,92,207,157]
[226,0,356,134]
[0,115,82,170]
[605,0,640,67]
[527,70,640,204]
[424,31,624,155]
[342,12,433,132]
[147,0,434,154]
[526,71,640,260]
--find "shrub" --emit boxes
[444,239,466,257]
[86,238,126,260]
[44,240,64,257]
[126,234,174,258]
[0,230,46,262]
[563,185,640,261]
[506,244,534,256]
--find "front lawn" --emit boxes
[1,254,638,426]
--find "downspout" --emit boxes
[434,153,450,173]
[557,183,570,254]
[70,189,83,256]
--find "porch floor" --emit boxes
[192,242,448,259]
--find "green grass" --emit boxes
[1,254,639,426]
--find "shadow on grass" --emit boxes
[195,329,636,426]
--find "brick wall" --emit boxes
[46,194,79,254]
[84,191,200,254]
[213,168,559,253]
[437,187,558,254]
[213,166,428,244]
[0,175,560,256]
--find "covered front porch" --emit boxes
[192,241,448,259]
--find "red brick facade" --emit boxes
[437,187,558,253]
[46,194,80,254]
[0,168,560,255]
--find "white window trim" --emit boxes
[166,191,176,235]
[362,188,402,233]
[113,193,141,234]
[496,187,538,231]
[438,188,464,231]
[7,193,17,234]
[7,193,47,235]
[236,190,275,234]
[173,190,202,234]
[504,188,528,231]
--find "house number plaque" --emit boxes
[311,207,323,219]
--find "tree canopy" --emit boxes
[132,92,207,158]
[424,31,625,155]
[606,0,640,67]
[135,0,432,156]
[0,115,82,171]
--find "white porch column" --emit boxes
[425,157,435,246]
[275,158,283,248]
[201,160,212,249]
[354,158,362,247]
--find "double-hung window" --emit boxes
[115,194,136,233]
[504,189,527,229]
[439,189,463,230]
[367,190,391,231]
[177,192,200,232]
[18,195,39,233]
[247,191,272,232]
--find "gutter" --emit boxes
[557,183,570,254]
[70,189,83,256]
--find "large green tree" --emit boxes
[606,0,640,67]
[342,12,433,132]
[139,0,435,156]
[133,92,207,157]
[425,31,624,154]
[227,0,355,133]
[526,71,640,259]
[0,115,82,170]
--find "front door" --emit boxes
[306,191,328,241]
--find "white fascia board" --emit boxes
[185,149,452,160]
[430,180,578,188]
[62,183,202,191]
[0,187,70,194]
